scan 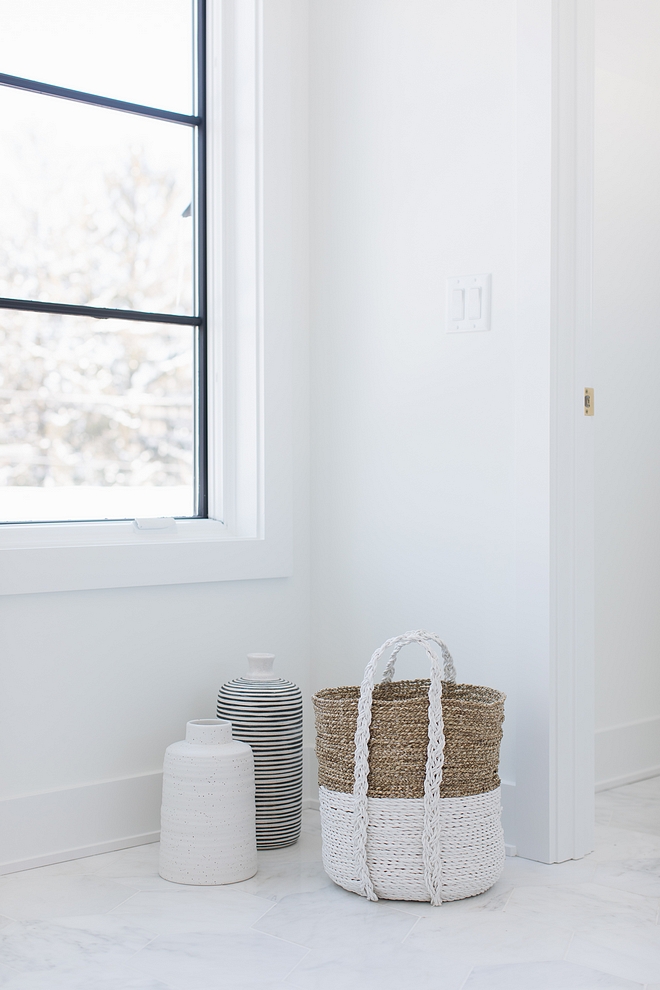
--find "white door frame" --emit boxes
[514,0,595,863]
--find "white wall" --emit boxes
[0,0,600,870]
[594,0,660,789]
[0,0,311,872]
[309,0,518,790]
[308,0,596,863]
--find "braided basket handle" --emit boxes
[352,630,457,906]
[381,630,456,684]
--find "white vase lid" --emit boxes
[245,653,279,681]
[186,719,232,744]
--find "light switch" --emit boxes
[446,274,491,333]
[466,287,481,320]
[451,288,465,321]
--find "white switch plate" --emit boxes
[446,274,491,332]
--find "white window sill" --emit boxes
[0,516,292,596]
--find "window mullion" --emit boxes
[0,3,205,525]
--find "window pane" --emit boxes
[0,0,194,115]
[0,310,195,523]
[0,87,195,316]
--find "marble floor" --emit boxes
[0,777,659,989]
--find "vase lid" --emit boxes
[245,653,279,681]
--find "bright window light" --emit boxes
[0,0,205,524]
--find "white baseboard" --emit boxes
[3,751,518,875]
[303,745,319,803]
[0,832,161,877]
[0,771,162,876]
[595,765,660,793]
[500,781,516,852]
[595,716,660,791]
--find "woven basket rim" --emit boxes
[313,679,506,707]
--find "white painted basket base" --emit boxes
[319,785,505,903]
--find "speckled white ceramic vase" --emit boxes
[159,719,257,885]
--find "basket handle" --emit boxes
[352,630,455,906]
[381,630,456,684]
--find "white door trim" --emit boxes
[515,0,595,863]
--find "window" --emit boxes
[0,0,293,596]
[0,0,206,524]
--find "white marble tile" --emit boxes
[85,844,175,893]
[88,843,161,880]
[286,941,470,990]
[0,964,17,987]
[462,960,642,989]
[252,885,417,950]
[593,854,660,898]
[587,825,660,903]
[214,985,294,989]
[236,829,333,902]
[503,881,659,931]
[301,810,321,834]
[0,843,162,888]
[591,824,660,862]
[0,965,174,989]
[109,885,274,935]
[596,785,660,835]
[2,855,109,880]
[406,911,573,967]
[567,922,660,985]
[596,781,660,837]
[617,776,660,799]
[238,857,333,902]
[106,874,184,893]
[270,825,321,858]
[0,914,156,976]
[1,782,658,987]
[381,875,515,922]
[0,875,137,922]
[106,832,330,898]
[256,833,321,862]
[501,852,598,887]
[129,931,308,990]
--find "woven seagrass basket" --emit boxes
[312,630,506,905]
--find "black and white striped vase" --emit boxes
[217,653,303,849]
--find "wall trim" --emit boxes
[303,744,319,803]
[595,767,660,794]
[549,0,596,864]
[3,753,520,874]
[514,0,595,864]
[597,713,660,733]
[0,771,162,876]
[0,832,160,877]
[595,716,660,792]
[500,781,516,854]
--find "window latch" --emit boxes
[133,517,177,532]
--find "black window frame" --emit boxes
[0,0,208,522]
